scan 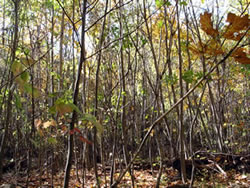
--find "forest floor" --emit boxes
[1,165,250,187]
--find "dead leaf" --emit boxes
[200,12,219,37]
[43,119,56,128]
[226,13,249,30]
[35,119,42,129]
[232,48,250,64]
[224,13,250,40]
[204,39,224,55]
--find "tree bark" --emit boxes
[63,0,87,187]
[0,0,19,180]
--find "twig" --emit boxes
[111,27,249,187]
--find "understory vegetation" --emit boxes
[0,0,249,187]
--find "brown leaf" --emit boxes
[226,13,249,30]
[224,13,250,40]
[232,48,250,64]
[204,39,224,55]
[189,39,223,56]
[223,32,245,41]
[35,119,44,137]
[35,119,42,128]
[200,12,219,37]
[189,45,201,55]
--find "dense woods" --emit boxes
[0,0,249,187]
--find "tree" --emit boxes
[0,0,249,187]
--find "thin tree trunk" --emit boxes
[176,0,187,183]
[63,0,87,187]
[0,0,19,180]
[93,0,109,187]
[118,1,135,187]
[59,0,65,91]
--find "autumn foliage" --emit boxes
[0,0,249,187]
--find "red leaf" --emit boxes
[69,129,75,135]
[74,128,81,133]
[79,136,92,145]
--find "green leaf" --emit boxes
[32,87,41,98]
[15,48,21,56]
[240,64,250,75]
[23,83,31,92]
[165,1,171,6]
[165,73,178,85]
[47,137,57,145]
[30,138,39,148]
[49,105,57,114]
[183,70,194,83]
[14,93,22,110]
[156,0,171,7]
[158,20,164,28]
[82,114,103,135]
[68,103,82,115]
[141,36,147,45]
[44,0,53,8]
[23,83,40,98]
[20,71,29,82]
[111,26,119,38]
[123,36,132,49]
[82,113,96,123]
[180,1,187,6]
[52,101,82,116]
[23,47,30,55]
[48,92,61,98]
[98,93,104,101]
[195,71,203,80]
[155,0,164,8]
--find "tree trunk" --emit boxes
[63,0,87,187]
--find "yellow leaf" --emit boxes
[11,61,23,76]
[56,103,74,115]
[68,29,73,36]
[20,57,34,66]
[183,103,188,111]
[43,120,56,128]
[150,129,155,137]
